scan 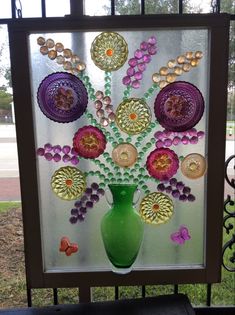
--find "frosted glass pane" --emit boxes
[29,28,209,272]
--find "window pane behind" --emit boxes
[145,0,178,14]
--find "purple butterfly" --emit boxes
[170,226,191,245]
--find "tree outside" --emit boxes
[0,25,12,123]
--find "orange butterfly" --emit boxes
[59,236,78,256]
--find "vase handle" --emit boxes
[105,188,113,206]
[133,189,141,205]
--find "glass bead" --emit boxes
[63,48,72,58]
[55,42,64,52]
[139,152,144,158]
[48,50,57,60]
[152,73,161,83]
[94,100,103,110]
[123,76,131,85]
[63,61,72,70]
[95,90,104,100]
[76,62,86,71]
[105,83,111,91]
[159,67,168,76]
[182,63,191,72]
[167,59,176,68]
[108,137,114,142]
[185,51,193,60]
[71,54,80,63]
[37,148,45,156]
[45,38,55,48]
[127,67,135,76]
[103,96,111,105]
[174,66,183,75]
[131,80,140,89]
[177,55,186,64]
[105,105,113,113]
[128,58,138,67]
[105,76,111,82]
[91,118,97,124]
[137,62,146,72]
[148,87,154,94]
[159,80,168,89]
[126,137,132,142]
[190,58,199,67]
[134,72,143,80]
[40,46,48,55]
[56,55,64,64]
[195,51,203,59]
[100,117,109,127]
[166,73,177,83]
[144,92,149,99]
[134,49,143,59]
[143,54,151,63]
[112,142,118,148]
[140,41,148,51]
[99,183,105,188]
[37,37,45,46]
[148,46,157,55]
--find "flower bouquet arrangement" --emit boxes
[35,30,207,271]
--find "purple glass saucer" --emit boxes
[37,72,88,123]
[154,81,204,132]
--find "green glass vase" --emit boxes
[101,184,144,274]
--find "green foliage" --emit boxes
[0,86,13,110]
[0,201,21,213]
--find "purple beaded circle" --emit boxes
[154,81,204,132]
[37,72,88,123]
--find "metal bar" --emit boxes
[79,285,91,303]
[206,284,212,306]
[174,284,179,294]
[111,0,115,15]
[70,0,84,16]
[141,285,146,298]
[53,288,58,305]
[115,286,119,300]
[141,0,145,15]
[11,0,16,18]
[216,0,221,13]
[27,287,32,307]
[41,0,46,17]
[179,0,183,14]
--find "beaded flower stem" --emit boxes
[142,83,159,101]
[85,112,112,141]
[110,122,125,144]
[78,72,96,101]
[104,71,112,96]
[122,85,132,100]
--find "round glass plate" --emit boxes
[154,81,204,131]
[181,153,207,179]
[112,143,138,167]
[90,32,128,71]
[146,147,179,181]
[73,125,107,159]
[37,72,88,123]
[139,192,174,225]
[51,166,86,200]
[116,98,151,135]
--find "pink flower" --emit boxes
[146,148,179,181]
[73,125,106,159]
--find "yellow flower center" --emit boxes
[120,151,128,160]
[65,179,73,186]
[153,153,171,171]
[129,112,138,121]
[152,204,160,212]
[106,48,113,56]
[189,161,199,172]
[81,134,99,149]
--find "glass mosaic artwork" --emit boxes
[29,29,209,272]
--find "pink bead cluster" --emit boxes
[94,91,116,127]
[154,128,205,149]
[36,143,79,165]
[122,36,157,89]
